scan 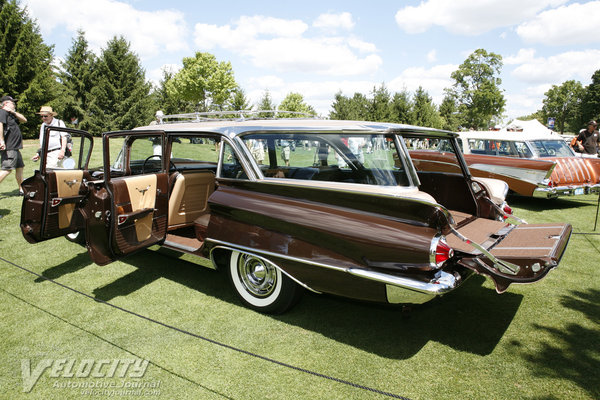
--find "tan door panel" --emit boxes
[124,175,157,241]
[54,170,84,229]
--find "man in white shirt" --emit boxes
[32,106,68,168]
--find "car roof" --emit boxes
[135,118,456,138]
[457,129,562,142]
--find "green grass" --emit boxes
[1,139,599,399]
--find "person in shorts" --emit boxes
[0,95,27,194]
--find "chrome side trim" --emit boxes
[207,238,464,302]
[206,238,348,272]
[469,163,552,186]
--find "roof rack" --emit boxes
[154,110,320,124]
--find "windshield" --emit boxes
[529,140,575,157]
[241,133,413,187]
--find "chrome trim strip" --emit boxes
[206,238,348,272]
[469,163,552,186]
[207,238,463,299]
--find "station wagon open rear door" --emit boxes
[21,127,94,243]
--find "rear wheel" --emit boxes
[228,251,302,314]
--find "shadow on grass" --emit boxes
[92,250,236,304]
[93,249,522,360]
[280,274,522,359]
[520,288,600,399]
[34,251,92,282]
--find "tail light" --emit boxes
[433,237,454,268]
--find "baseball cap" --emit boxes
[1,95,17,103]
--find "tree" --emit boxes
[448,49,505,130]
[329,92,370,121]
[229,88,251,112]
[152,66,194,118]
[541,80,584,134]
[370,84,391,122]
[256,90,276,118]
[389,90,412,124]
[277,92,316,117]
[166,52,238,112]
[58,30,95,128]
[439,93,460,131]
[85,36,153,134]
[411,87,442,128]
[0,0,58,137]
[580,69,600,125]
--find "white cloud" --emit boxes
[510,49,600,84]
[395,0,568,35]
[505,84,551,118]
[427,50,437,63]
[313,12,354,31]
[23,0,189,59]
[516,2,600,45]
[504,48,537,65]
[194,15,381,76]
[389,64,457,104]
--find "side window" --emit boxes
[109,134,164,178]
[219,143,248,179]
[170,136,219,166]
[514,141,533,158]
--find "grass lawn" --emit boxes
[0,139,599,399]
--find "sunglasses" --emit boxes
[40,115,51,119]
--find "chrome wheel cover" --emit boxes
[237,254,277,297]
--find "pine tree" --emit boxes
[257,90,276,118]
[389,90,412,124]
[229,88,251,112]
[85,36,153,134]
[412,87,442,129]
[0,0,58,137]
[58,30,95,128]
[370,84,391,122]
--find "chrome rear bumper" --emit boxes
[533,184,600,199]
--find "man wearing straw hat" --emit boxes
[32,106,68,168]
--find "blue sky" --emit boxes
[22,0,600,122]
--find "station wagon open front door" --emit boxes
[84,130,169,265]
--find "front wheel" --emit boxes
[228,251,303,314]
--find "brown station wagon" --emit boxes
[20,116,572,313]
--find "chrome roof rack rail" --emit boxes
[155,110,321,124]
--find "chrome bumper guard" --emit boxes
[533,183,600,199]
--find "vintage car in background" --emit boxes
[410,119,600,198]
[20,115,571,314]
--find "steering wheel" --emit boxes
[142,155,177,174]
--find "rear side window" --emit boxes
[241,132,410,186]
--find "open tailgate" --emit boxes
[447,218,572,293]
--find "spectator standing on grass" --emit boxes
[0,95,27,194]
[32,106,68,168]
[572,120,599,155]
